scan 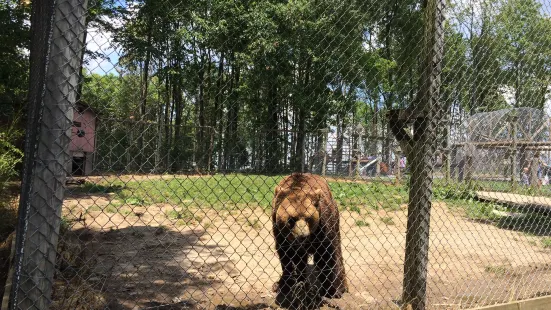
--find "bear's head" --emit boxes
[273,185,326,241]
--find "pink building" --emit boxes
[69,102,97,176]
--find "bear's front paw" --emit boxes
[321,281,348,299]
[272,277,294,295]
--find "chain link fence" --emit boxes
[3,0,551,309]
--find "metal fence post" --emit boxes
[10,0,88,309]
[401,0,445,309]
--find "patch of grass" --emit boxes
[464,202,499,221]
[380,216,395,225]
[381,200,403,211]
[120,209,132,216]
[167,208,201,226]
[125,197,146,206]
[330,182,408,212]
[72,182,124,194]
[202,221,212,230]
[541,238,551,248]
[355,220,369,227]
[86,205,102,212]
[90,174,283,210]
[59,216,72,233]
[432,182,477,201]
[246,217,261,230]
[0,183,19,242]
[104,204,118,214]
[485,265,509,276]
[77,175,413,216]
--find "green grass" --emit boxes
[72,182,124,194]
[166,208,202,226]
[73,174,551,235]
[78,174,410,212]
[433,178,551,199]
[485,265,509,276]
[86,205,102,212]
[104,204,118,214]
[93,175,282,210]
[330,181,408,211]
[380,216,395,225]
[541,238,551,248]
[355,220,369,227]
[120,209,133,216]
[246,217,261,230]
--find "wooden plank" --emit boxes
[476,191,551,207]
[454,141,551,147]
[476,191,551,215]
[471,294,551,310]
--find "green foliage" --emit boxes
[484,265,509,276]
[432,183,477,201]
[380,216,395,226]
[0,119,23,187]
[0,0,29,117]
[495,0,551,109]
[330,181,408,211]
[355,220,369,227]
[541,238,551,249]
[78,176,412,213]
[246,217,261,230]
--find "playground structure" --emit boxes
[448,107,551,188]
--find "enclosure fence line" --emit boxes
[4,0,551,309]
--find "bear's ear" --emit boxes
[274,185,290,200]
[314,188,325,208]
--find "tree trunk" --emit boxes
[266,81,279,173]
[138,17,153,171]
[223,57,240,171]
[196,51,206,171]
[294,107,306,172]
[215,52,225,171]
[164,72,171,170]
[172,73,183,172]
[336,115,345,175]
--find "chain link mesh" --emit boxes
[4,0,551,309]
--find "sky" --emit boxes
[85,25,120,75]
[84,0,128,75]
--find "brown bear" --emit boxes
[271,173,347,299]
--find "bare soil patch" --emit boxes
[59,178,551,310]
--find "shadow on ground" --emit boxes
[53,225,236,309]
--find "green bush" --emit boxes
[0,123,23,187]
[0,121,23,241]
[432,183,477,201]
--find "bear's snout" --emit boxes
[291,219,310,238]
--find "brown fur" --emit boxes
[271,173,348,299]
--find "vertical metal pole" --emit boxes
[401,0,445,309]
[10,0,88,309]
[444,119,451,182]
[511,113,518,190]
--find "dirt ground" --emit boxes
[60,178,551,310]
